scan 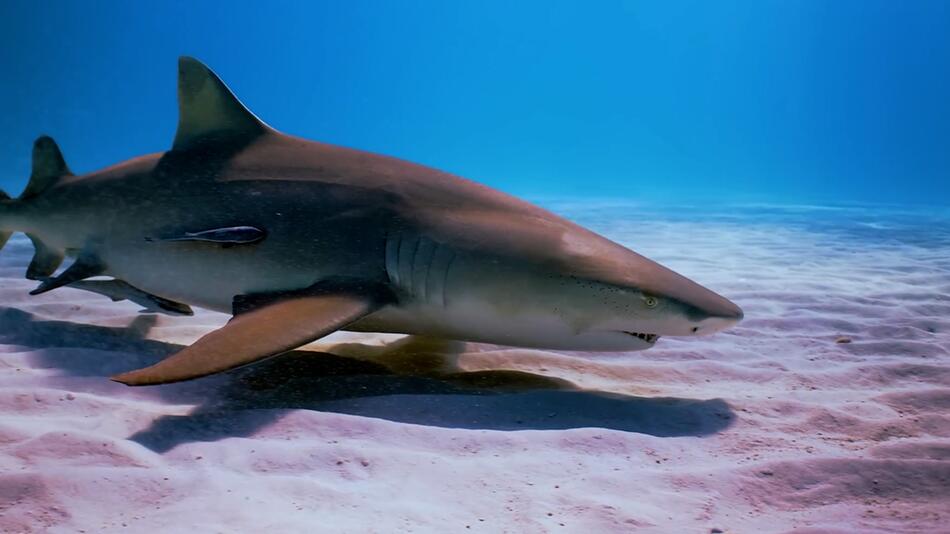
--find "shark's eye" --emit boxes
[644,296,658,308]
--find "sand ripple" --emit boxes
[0,203,948,533]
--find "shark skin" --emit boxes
[0,57,743,386]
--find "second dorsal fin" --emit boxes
[21,136,72,200]
[172,57,271,150]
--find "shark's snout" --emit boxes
[688,297,744,335]
[625,251,744,337]
[668,275,744,336]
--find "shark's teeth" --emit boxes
[622,331,659,343]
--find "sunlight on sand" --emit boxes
[0,203,947,533]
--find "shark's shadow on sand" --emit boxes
[0,308,735,453]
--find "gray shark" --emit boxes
[0,57,743,386]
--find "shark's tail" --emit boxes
[1,137,72,278]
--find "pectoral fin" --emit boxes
[110,292,377,386]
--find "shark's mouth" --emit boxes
[622,331,659,343]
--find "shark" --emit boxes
[0,57,743,386]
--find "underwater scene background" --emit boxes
[1,204,948,532]
[1,1,948,204]
[0,1,948,533]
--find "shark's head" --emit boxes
[548,236,744,350]
[549,259,744,350]
[440,223,744,351]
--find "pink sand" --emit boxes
[0,203,947,533]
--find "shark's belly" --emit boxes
[350,298,636,350]
[349,302,582,349]
[346,232,631,350]
[100,242,328,313]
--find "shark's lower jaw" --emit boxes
[622,331,659,343]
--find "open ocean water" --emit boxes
[2,1,948,532]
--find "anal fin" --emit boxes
[111,291,379,386]
[29,253,104,295]
[66,279,193,316]
[26,234,64,280]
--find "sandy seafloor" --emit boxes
[0,201,948,534]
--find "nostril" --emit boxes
[692,326,700,333]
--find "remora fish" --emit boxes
[0,57,743,386]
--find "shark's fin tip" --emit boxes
[109,374,137,386]
[172,56,269,151]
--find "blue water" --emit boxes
[1,1,948,206]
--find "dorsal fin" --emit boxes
[22,136,72,199]
[172,57,270,150]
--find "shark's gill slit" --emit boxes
[398,235,420,295]
[438,247,456,308]
[384,233,401,288]
[424,243,450,308]
[412,238,437,302]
